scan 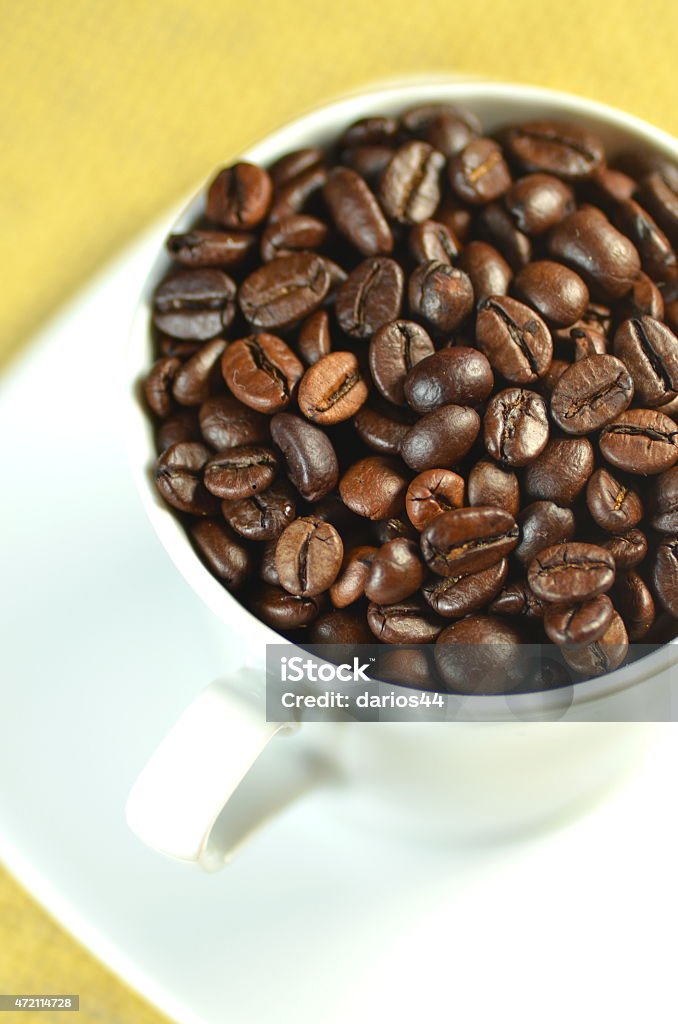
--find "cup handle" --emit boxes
[125,668,315,870]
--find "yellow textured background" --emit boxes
[1,0,677,1020]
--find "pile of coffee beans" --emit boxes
[143,101,678,694]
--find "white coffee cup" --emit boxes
[125,78,678,871]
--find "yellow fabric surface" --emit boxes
[1,0,677,1021]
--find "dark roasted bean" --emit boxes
[527,542,615,604]
[524,437,594,504]
[503,173,575,234]
[204,445,278,500]
[548,208,641,300]
[221,480,296,541]
[342,145,395,181]
[561,612,628,677]
[586,468,643,532]
[199,395,269,450]
[239,253,330,329]
[298,351,368,424]
[409,220,461,264]
[515,501,576,566]
[323,167,393,256]
[513,260,589,327]
[329,545,378,608]
[403,347,493,413]
[483,387,549,467]
[153,269,236,340]
[638,172,678,248]
[618,273,665,321]
[260,214,328,261]
[336,257,404,337]
[167,229,257,268]
[172,339,227,406]
[309,608,373,646]
[448,137,511,205]
[297,309,332,366]
[270,412,339,502]
[599,408,678,475]
[434,616,526,694]
[651,467,678,533]
[612,571,656,640]
[189,519,251,589]
[154,442,219,515]
[339,456,410,520]
[550,354,634,434]
[222,334,303,413]
[475,296,553,383]
[144,357,180,417]
[400,404,480,472]
[250,584,321,629]
[353,402,413,455]
[613,199,677,283]
[207,162,272,228]
[543,595,614,646]
[370,320,435,406]
[488,580,544,619]
[269,163,328,221]
[477,202,532,269]
[157,409,201,451]
[401,103,481,156]
[653,536,678,616]
[367,597,444,644]
[275,516,343,596]
[467,459,520,517]
[601,529,648,569]
[457,241,512,303]
[270,147,324,189]
[421,506,519,576]
[405,469,465,531]
[365,538,425,603]
[379,141,445,224]
[613,316,678,407]
[423,559,508,618]
[504,121,604,179]
[408,261,474,333]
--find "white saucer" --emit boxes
[1,226,677,1024]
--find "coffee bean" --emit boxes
[550,354,634,434]
[155,441,219,515]
[269,163,328,222]
[403,347,493,414]
[339,456,410,520]
[477,203,532,269]
[504,121,604,179]
[353,402,413,455]
[199,395,269,450]
[651,467,678,533]
[222,334,304,413]
[599,408,678,475]
[204,445,278,500]
[260,214,328,262]
[250,584,321,629]
[367,596,444,644]
[618,273,665,321]
[207,162,272,228]
[483,388,549,467]
[239,253,331,329]
[221,479,296,541]
[167,229,257,268]
[548,208,641,299]
[638,172,678,248]
[340,116,400,148]
[409,220,461,264]
[586,468,643,532]
[269,147,324,189]
[408,261,474,333]
[379,141,445,224]
[329,545,377,608]
[653,536,678,616]
[336,257,404,337]
[513,260,589,327]
[298,351,368,424]
[323,167,393,256]
[467,459,520,517]
[561,611,628,677]
[613,316,678,407]
[275,516,343,596]
[297,309,331,366]
[524,437,594,504]
[457,241,512,303]
[172,339,227,406]
[423,558,508,618]
[587,166,636,205]
[503,173,575,234]
[368,320,434,406]
[189,519,251,589]
[309,608,373,647]
[401,103,481,156]
[564,325,608,361]
[421,506,519,576]
[601,529,648,569]
[488,580,545,618]
[612,571,655,640]
[515,500,576,566]
[365,538,425,603]
[270,412,338,502]
[342,145,395,182]
[448,137,511,205]
[405,469,465,530]
[400,404,480,472]
[157,409,201,451]
[153,269,236,340]
[543,594,614,645]
[434,616,526,694]
[372,518,417,545]
[158,336,203,359]
[144,357,180,417]
[613,199,677,283]
[376,647,441,691]
[527,542,615,604]
[259,540,281,585]
[475,296,553,383]
[437,198,473,242]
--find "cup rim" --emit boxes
[126,75,678,718]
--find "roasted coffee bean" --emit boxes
[367,597,443,644]
[372,518,417,545]
[613,199,677,283]
[379,141,445,224]
[561,612,628,677]
[587,166,636,205]
[653,536,678,616]
[158,335,203,359]
[524,437,594,504]
[157,409,201,451]
[298,351,368,424]
[206,162,272,228]
[601,528,648,569]
[155,442,219,515]
[323,167,393,256]
[423,558,508,618]
[239,253,330,329]
[167,229,257,268]
[504,121,604,179]
[275,516,343,596]
[353,403,413,455]
[309,608,373,646]
[365,538,425,603]
[339,456,410,520]
[477,202,532,269]
[457,241,512,303]
[550,354,634,434]
[340,116,399,148]
[189,519,251,589]
[503,173,575,234]
[405,469,465,530]
[336,257,404,337]
[513,261,589,327]
[421,506,519,576]
[204,445,278,500]
[613,316,678,407]
[260,214,328,262]
[408,261,474,333]
[638,172,678,248]
[566,325,608,361]
[297,309,331,366]
[269,163,328,222]
[250,584,321,629]
[543,594,614,646]
[153,269,236,340]
[612,571,656,640]
[403,347,493,414]
[527,542,615,604]
[409,220,461,264]
[222,334,303,414]
[376,647,441,691]
[400,404,480,472]
[483,388,549,467]
[342,145,395,181]
[599,408,678,475]
[434,616,525,694]
[330,545,377,608]
[401,103,481,156]
[448,138,511,205]
[199,395,269,450]
[144,357,180,417]
[369,320,435,406]
[259,539,280,585]
[467,459,520,517]
[270,412,339,502]
[475,296,553,383]
[488,580,544,618]
[221,479,296,541]
[586,468,643,532]
[270,147,324,189]
[172,339,227,406]
[437,198,473,242]
[618,273,665,321]
[548,208,641,300]
[515,501,576,566]
[651,467,678,532]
